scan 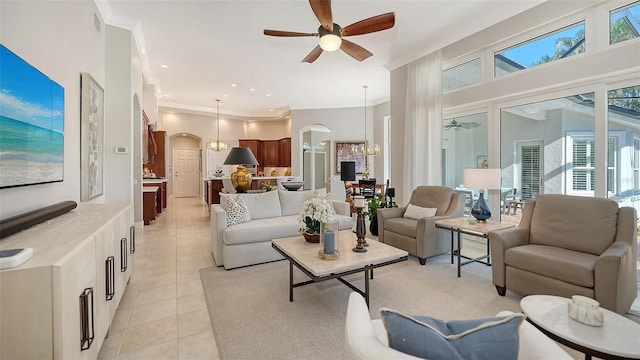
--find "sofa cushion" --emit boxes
[224,215,300,245]
[380,308,523,360]
[221,191,282,220]
[505,244,597,287]
[226,196,251,226]
[409,186,454,216]
[403,204,437,220]
[278,189,315,216]
[384,217,418,238]
[529,194,618,255]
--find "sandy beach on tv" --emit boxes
[0,159,63,187]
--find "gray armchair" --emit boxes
[489,194,637,314]
[377,186,465,265]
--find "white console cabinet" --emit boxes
[0,204,134,359]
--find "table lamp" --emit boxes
[463,168,501,222]
[223,147,259,193]
[340,161,356,204]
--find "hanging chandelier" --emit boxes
[352,85,380,156]
[210,99,229,151]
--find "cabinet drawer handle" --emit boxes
[79,287,94,350]
[129,225,136,254]
[105,256,115,301]
[120,238,127,272]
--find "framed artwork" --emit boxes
[477,155,488,169]
[335,141,367,174]
[80,72,104,201]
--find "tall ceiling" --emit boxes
[101,0,546,119]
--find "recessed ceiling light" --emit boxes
[223,94,228,98]
[231,84,237,87]
[269,109,274,112]
[266,94,271,97]
[160,64,168,69]
[250,88,255,91]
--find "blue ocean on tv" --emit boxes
[0,115,63,162]
[0,44,65,188]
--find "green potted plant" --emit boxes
[367,193,397,236]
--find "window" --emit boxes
[495,22,585,76]
[567,134,617,195]
[610,1,640,45]
[607,84,640,201]
[443,58,481,92]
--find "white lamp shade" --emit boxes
[319,34,342,51]
[463,168,501,190]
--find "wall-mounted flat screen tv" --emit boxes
[0,44,64,189]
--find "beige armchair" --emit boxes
[377,186,465,265]
[489,194,638,314]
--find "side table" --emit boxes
[521,295,640,359]
[435,217,514,277]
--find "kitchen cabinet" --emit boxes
[146,131,166,177]
[278,137,291,167]
[205,179,224,207]
[239,138,291,168]
[0,204,134,359]
[261,140,279,167]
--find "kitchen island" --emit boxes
[203,176,295,207]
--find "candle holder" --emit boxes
[318,220,340,260]
[353,196,367,253]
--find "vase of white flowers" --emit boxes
[299,192,334,243]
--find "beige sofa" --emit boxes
[210,189,353,269]
[344,292,572,359]
[489,194,638,314]
[377,186,465,265]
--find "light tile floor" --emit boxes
[98,197,219,360]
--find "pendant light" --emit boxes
[210,99,229,151]
[352,85,380,156]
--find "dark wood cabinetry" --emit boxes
[278,138,291,167]
[239,138,291,168]
[261,140,279,167]
[146,131,166,177]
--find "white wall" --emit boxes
[105,25,142,219]
[244,120,289,139]
[161,111,245,147]
[0,1,106,218]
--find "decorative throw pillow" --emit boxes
[403,204,437,220]
[380,308,524,360]
[226,196,251,226]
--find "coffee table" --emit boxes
[520,295,640,359]
[271,230,408,307]
[435,217,514,277]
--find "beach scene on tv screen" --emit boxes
[0,45,64,188]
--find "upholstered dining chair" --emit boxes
[489,194,637,314]
[377,186,465,265]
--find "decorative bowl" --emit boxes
[282,181,304,191]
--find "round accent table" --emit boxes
[520,295,640,360]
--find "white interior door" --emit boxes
[173,148,198,198]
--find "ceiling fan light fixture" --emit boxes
[318,24,342,51]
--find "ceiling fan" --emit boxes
[263,0,395,63]
[443,119,481,131]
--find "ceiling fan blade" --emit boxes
[302,45,323,63]
[309,0,333,31]
[341,12,395,37]
[340,39,373,61]
[264,29,318,37]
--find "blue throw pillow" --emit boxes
[380,308,524,360]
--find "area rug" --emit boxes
[199,254,526,360]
